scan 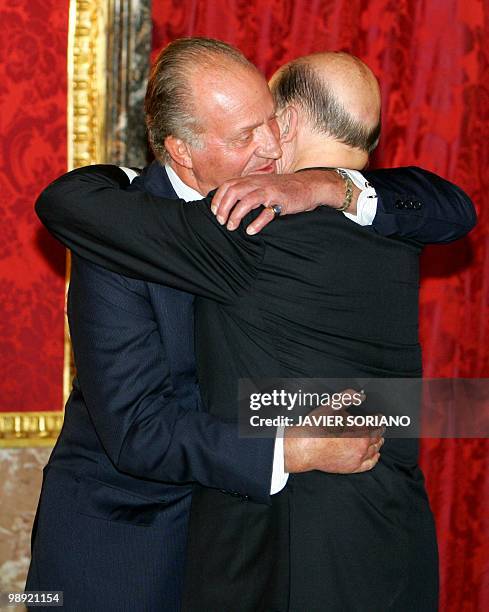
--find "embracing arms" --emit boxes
[208,166,476,240]
[68,255,276,502]
[37,166,476,281]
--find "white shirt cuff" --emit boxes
[119,167,139,183]
[340,169,377,226]
[270,426,289,494]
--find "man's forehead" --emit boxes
[191,67,274,128]
[209,84,273,112]
[191,61,271,100]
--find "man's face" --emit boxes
[187,65,282,194]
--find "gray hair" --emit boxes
[270,60,380,153]
[145,37,256,161]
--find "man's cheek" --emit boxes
[270,118,280,139]
[240,152,263,177]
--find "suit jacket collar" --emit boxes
[131,160,178,199]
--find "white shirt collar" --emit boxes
[165,164,202,202]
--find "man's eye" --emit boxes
[237,133,252,143]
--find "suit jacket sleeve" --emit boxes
[366,166,477,242]
[36,165,263,300]
[69,255,274,503]
[35,164,477,289]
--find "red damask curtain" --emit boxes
[152,1,488,610]
[0,1,67,411]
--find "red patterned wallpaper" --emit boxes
[0,0,68,412]
[152,1,488,610]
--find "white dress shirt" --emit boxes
[342,169,378,226]
[121,164,378,494]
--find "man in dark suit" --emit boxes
[32,39,475,611]
[26,39,386,612]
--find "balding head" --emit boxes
[270,52,381,153]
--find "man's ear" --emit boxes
[164,136,193,169]
[276,106,298,144]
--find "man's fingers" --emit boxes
[366,435,384,449]
[365,439,383,459]
[211,171,332,224]
[355,452,380,473]
[246,207,277,235]
[356,435,384,463]
[211,181,236,216]
[368,425,385,439]
[361,437,385,465]
[226,190,269,230]
[212,181,259,223]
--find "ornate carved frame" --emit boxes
[0,0,150,447]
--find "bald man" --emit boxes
[35,44,474,611]
[184,52,443,611]
[274,52,381,171]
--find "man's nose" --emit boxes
[256,123,282,159]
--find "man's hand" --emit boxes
[284,426,383,474]
[211,170,360,235]
[284,392,384,474]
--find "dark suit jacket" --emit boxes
[26,163,275,612]
[35,165,475,612]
